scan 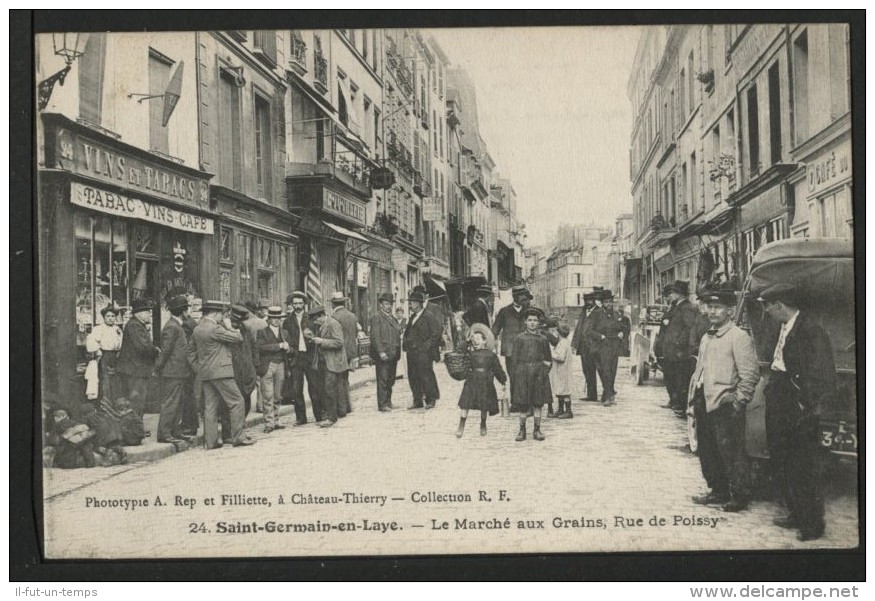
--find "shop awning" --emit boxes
[325,221,368,242]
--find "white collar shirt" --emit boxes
[771,309,800,372]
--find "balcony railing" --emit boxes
[314,54,328,94]
[289,37,307,75]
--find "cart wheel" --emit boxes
[687,414,698,454]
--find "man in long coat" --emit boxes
[404,291,442,409]
[308,305,348,427]
[463,284,493,328]
[117,298,159,418]
[283,292,324,425]
[593,290,627,406]
[331,292,359,416]
[188,301,254,449]
[154,295,192,443]
[370,292,402,412]
[493,285,544,406]
[571,291,602,401]
[412,285,444,403]
[760,283,837,541]
[654,280,701,418]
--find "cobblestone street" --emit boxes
[43,357,859,559]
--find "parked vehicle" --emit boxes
[736,238,856,462]
[632,304,669,385]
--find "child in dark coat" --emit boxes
[456,324,507,438]
[510,308,553,441]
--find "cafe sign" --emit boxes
[50,119,211,209]
[322,188,366,226]
[807,142,851,197]
[71,182,215,234]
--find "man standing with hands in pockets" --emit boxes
[257,306,293,434]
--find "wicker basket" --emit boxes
[444,350,471,381]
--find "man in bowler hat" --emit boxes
[283,291,324,424]
[117,298,160,419]
[760,283,837,541]
[154,295,193,444]
[370,292,402,412]
[463,284,494,328]
[493,285,544,407]
[404,291,442,409]
[592,290,626,406]
[654,280,701,418]
[187,301,254,448]
[571,291,603,401]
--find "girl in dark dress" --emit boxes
[510,308,553,441]
[456,325,507,438]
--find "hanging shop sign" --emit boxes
[322,188,367,226]
[369,167,395,190]
[391,249,409,273]
[422,197,443,222]
[357,260,370,287]
[49,118,211,210]
[71,182,215,234]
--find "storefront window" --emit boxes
[74,214,129,367]
[220,227,234,263]
[238,233,254,295]
[219,268,232,303]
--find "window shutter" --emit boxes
[78,33,107,124]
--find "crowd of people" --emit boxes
[48,273,837,543]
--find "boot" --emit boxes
[533,417,545,441]
[456,417,466,438]
[547,401,556,418]
[554,399,566,418]
[515,418,527,442]
[558,397,573,419]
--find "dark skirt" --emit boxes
[510,362,551,411]
[457,370,499,415]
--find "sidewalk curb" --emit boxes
[120,372,378,465]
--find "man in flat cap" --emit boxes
[370,292,402,412]
[571,291,603,402]
[759,283,837,541]
[283,291,324,425]
[493,285,544,408]
[154,295,193,444]
[654,280,701,418]
[257,306,293,433]
[117,298,160,419]
[188,301,254,448]
[688,287,759,513]
[404,291,442,409]
[307,305,348,427]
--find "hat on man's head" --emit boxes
[699,287,737,307]
[757,283,799,306]
[308,305,326,318]
[476,284,493,297]
[131,298,154,313]
[511,285,532,300]
[230,304,250,321]
[665,280,690,297]
[100,305,120,317]
[378,292,394,303]
[330,291,349,305]
[408,291,426,304]
[286,291,307,304]
[201,300,228,313]
[166,294,190,312]
[583,292,596,301]
[266,306,285,319]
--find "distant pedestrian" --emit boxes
[256,306,292,433]
[463,284,493,328]
[117,298,159,419]
[369,292,402,412]
[307,305,348,428]
[760,283,837,541]
[154,295,192,444]
[331,291,358,416]
[187,301,254,449]
[395,307,408,330]
[688,287,759,514]
[403,291,442,409]
[510,308,552,442]
[550,324,574,419]
[455,324,507,438]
